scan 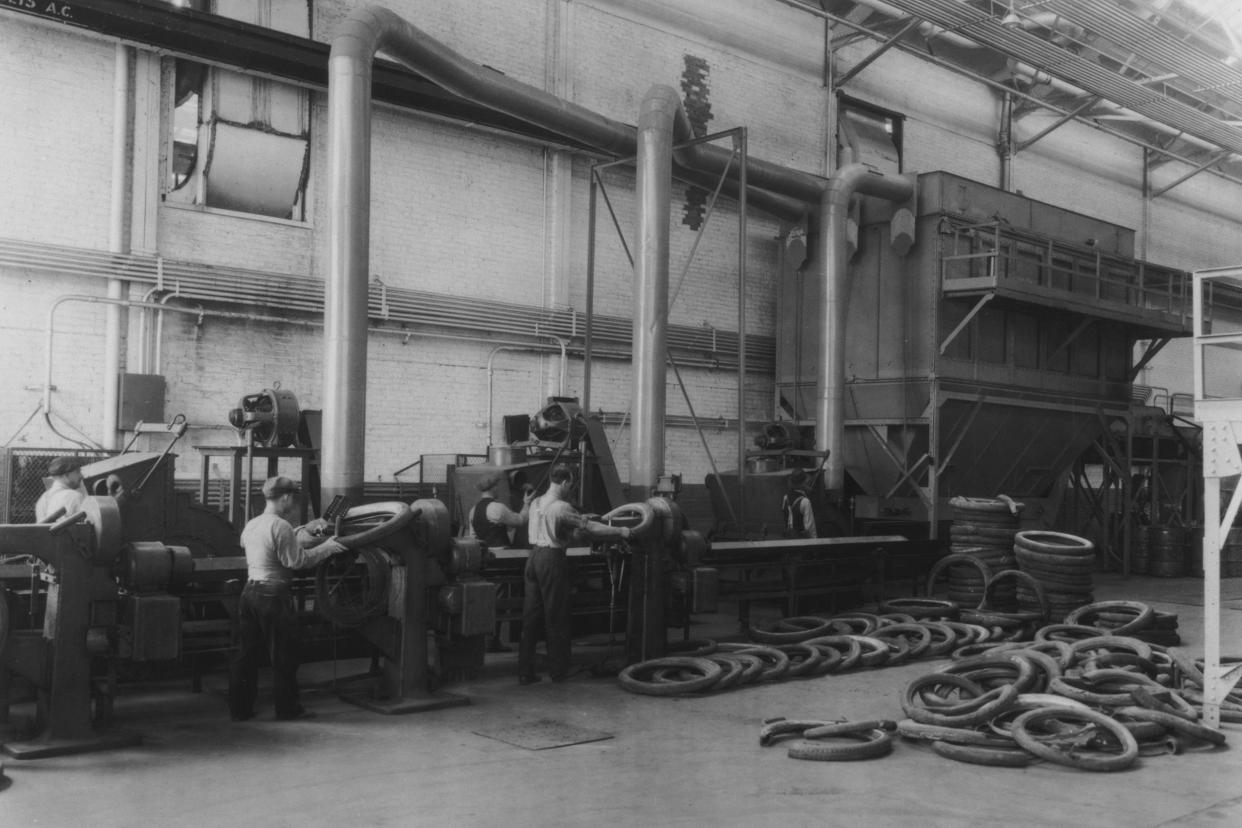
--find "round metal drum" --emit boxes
[411,498,451,554]
[81,495,123,564]
[1148,526,1186,578]
[449,538,485,575]
[487,445,527,465]
[169,545,194,589]
[123,541,172,591]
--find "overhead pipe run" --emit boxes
[325,6,912,502]
[1007,60,1226,155]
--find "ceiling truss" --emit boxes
[781,0,1242,198]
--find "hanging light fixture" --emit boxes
[1001,1,1022,28]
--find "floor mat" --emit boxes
[472,718,614,750]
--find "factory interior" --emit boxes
[3,0,1242,826]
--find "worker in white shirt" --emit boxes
[34,456,88,522]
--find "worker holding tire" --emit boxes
[519,464,631,685]
[228,476,349,722]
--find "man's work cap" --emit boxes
[262,476,300,498]
[48,456,85,476]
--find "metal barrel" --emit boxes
[1147,526,1186,578]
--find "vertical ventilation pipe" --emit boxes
[103,44,133,450]
[323,19,383,502]
[631,86,678,499]
[817,166,914,493]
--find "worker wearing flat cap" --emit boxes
[466,473,533,548]
[228,476,349,722]
[34,456,88,523]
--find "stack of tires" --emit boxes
[1013,530,1095,622]
[947,496,1024,610]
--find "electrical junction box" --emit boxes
[118,374,167,430]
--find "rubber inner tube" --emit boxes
[337,504,420,550]
[1011,707,1139,772]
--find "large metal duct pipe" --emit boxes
[323,19,378,502]
[817,167,914,492]
[104,44,133,450]
[325,6,912,502]
[324,6,813,501]
[631,86,677,499]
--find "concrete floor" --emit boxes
[2,574,1241,828]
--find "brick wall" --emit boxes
[0,20,115,250]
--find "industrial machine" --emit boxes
[772,171,1192,541]
[0,494,188,758]
[692,173,1194,609]
[447,396,721,665]
[450,395,637,652]
[309,497,493,711]
[454,395,626,525]
[706,421,840,539]
[0,403,514,755]
[226,385,304,449]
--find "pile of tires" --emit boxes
[947,496,1024,609]
[895,632,1231,771]
[750,610,1236,768]
[1014,530,1095,622]
[618,609,1010,697]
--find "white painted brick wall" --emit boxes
[0,20,116,249]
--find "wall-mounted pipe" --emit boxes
[45,295,330,425]
[486,341,567,447]
[325,6,913,503]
